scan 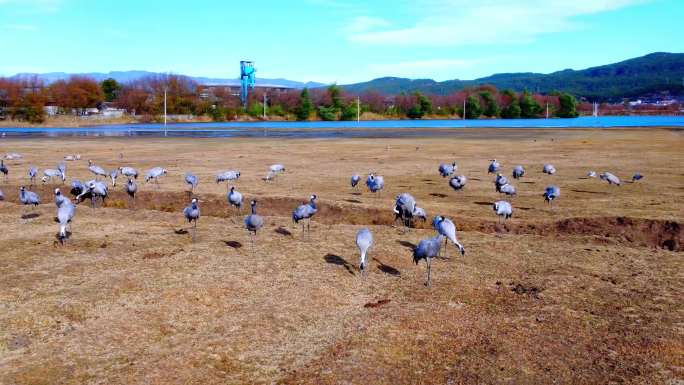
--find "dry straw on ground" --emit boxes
[0,128,682,384]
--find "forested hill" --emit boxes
[341,52,684,101]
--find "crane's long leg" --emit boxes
[426,258,432,287]
[192,220,197,243]
[444,238,449,259]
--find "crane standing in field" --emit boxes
[366,173,385,196]
[109,169,119,187]
[119,166,138,179]
[227,186,243,214]
[413,235,444,287]
[184,172,198,193]
[292,194,318,235]
[600,172,621,186]
[449,175,467,191]
[28,166,38,186]
[145,167,168,186]
[350,174,361,188]
[438,162,456,177]
[512,165,525,179]
[19,186,40,217]
[543,185,561,207]
[543,164,556,175]
[183,198,200,242]
[216,170,240,184]
[125,178,137,209]
[488,159,500,174]
[493,200,513,222]
[432,216,465,258]
[356,228,373,276]
[244,199,264,252]
[88,160,107,180]
[56,196,76,245]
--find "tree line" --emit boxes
[7,73,670,124]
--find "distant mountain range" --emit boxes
[340,52,684,101]
[9,70,325,89]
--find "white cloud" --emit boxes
[367,58,490,79]
[348,0,648,46]
[345,16,390,33]
[3,24,37,31]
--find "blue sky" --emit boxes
[0,0,682,84]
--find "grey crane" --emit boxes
[183,198,200,242]
[70,180,85,197]
[269,164,286,174]
[184,172,198,192]
[587,171,597,178]
[632,172,644,182]
[600,172,621,186]
[432,216,465,258]
[4,153,22,160]
[499,183,517,197]
[145,167,167,185]
[57,197,76,245]
[228,186,243,213]
[28,166,38,185]
[88,160,107,180]
[438,162,457,177]
[542,164,556,175]
[449,175,467,191]
[356,228,373,276]
[119,166,138,179]
[125,178,137,208]
[64,154,81,161]
[0,188,4,201]
[350,174,361,188]
[366,173,385,195]
[76,180,108,208]
[216,170,240,184]
[512,165,525,179]
[0,160,8,182]
[494,173,508,192]
[292,194,318,234]
[493,200,513,222]
[412,206,428,222]
[488,159,500,174]
[244,199,264,251]
[393,193,417,230]
[19,186,40,216]
[54,188,69,208]
[543,185,561,207]
[42,168,65,184]
[413,235,444,286]
[109,169,119,187]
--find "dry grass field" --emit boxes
[0,128,682,384]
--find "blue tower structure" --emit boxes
[240,61,256,107]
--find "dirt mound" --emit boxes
[3,184,682,251]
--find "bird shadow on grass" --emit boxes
[53,231,72,241]
[517,207,533,211]
[345,199,362,204]
[521,181,536,184]
[350,192,362,196]
[396,240,416,251]
[21,213,40,219]
[473,201,491,206]
[470,177,482,181]
[274,227,292,236]
[571,189,608,195]
[174,229,188,235]
[430,193,448,198]
[324,254,356,276]
[374,258,400,276]
[224,240,243,249]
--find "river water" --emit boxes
[1,116,682,138]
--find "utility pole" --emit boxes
[546,102,549,119]
[163,87,167,137]
[263,93,267,119]
[463,98,466,120]
[357,96,360,122]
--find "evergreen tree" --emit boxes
[295,88,312,121]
